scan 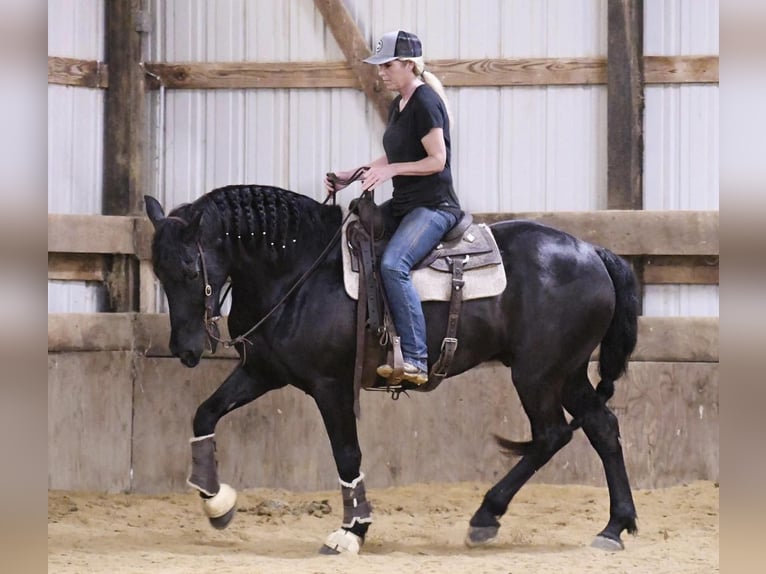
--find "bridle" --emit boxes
[196,240,225,353]
[195,168,371,357]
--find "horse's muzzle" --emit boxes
[170,339,202,367]
[177,350,201,368]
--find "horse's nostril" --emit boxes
[178,350,200,368]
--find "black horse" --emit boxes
[144,183,639,554]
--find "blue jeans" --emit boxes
[380,206,458,372]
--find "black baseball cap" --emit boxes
[363,30,422,64]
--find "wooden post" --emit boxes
[313,0,393,122]
[103,0,146,217]
[607,0,644,210]
[608,0,645,310]
[103,0,146,311]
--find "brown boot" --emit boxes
[376,362,428,385]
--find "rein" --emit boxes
[199,171,370,355]
[324,166,369,204]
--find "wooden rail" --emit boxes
[48,210,719,313]
[48,56,109,88]
[49,56,718,90]
[47,313,719,363]
[142,56,718,90]
[48,211,719,260]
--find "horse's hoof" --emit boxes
[208,506,236,530]
[201,483,237,529]
[321,528,362,554]
[465,525,499,547]
[591,534,624,551]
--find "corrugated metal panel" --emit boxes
[47,85,104,214]
[643,0,719,316]
[645,0,719,55]
[644,285,719,317]
[361,0,609,212]
[48,0,105,59]
[144,0,717,317]
[48,282,106,314]
[48,0,105,312]
[151,0,609,214]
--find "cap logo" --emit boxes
[375,39,383,54]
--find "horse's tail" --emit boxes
[594,247,639,402]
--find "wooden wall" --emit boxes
[47,208,718,493]
[48,210,719,315]
[48,315,718,494]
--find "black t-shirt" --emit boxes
[383,84,461,219]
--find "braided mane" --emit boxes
[169,185,337,264]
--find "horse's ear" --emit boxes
[145,195,165,229]
[182,210,204,241]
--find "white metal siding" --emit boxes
[149,0,610,215]
[48,1,718,316]
[48,0,105,312]
[643,0,719,316]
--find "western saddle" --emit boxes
[344,191,501,413]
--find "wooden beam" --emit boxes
[642,256,719,285]
[633,317,718,363]
[47,313,718,362]
[103,0,147,216]
[141,56,717,91]
[139,261,158,313]
[472,211,719,256]
[132,217,154,261]
[313,0,393,122]
[143,61,359,90]
[48,313,135,352]
[48,210,718,260]
[645,56,719,84]
[48,214,136,255]
[48,253,108,282]
[429,57,606,86]
[105,255,139,312]
[607,0,644,210]
[48,56,109,88]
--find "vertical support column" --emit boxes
[608,0,645,309]
[134,218,157,313]
[103,0,147,311]
[103,0,147,216]
[607,0,644,210]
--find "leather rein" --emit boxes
[197,168,370,355]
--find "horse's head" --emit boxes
[145,195,227,368]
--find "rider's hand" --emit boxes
[324,170,353,195]
[360,165,395,192]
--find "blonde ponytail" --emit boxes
[400,57,453,127]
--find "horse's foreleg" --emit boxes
[320,472,373,554]
[187,434,237,529]
[312,385,372,555]
[188,364,278,529]
[563,367,637,550]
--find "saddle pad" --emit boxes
[341,215,507,302]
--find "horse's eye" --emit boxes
[184,269,200,281]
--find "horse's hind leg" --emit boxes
[188,365,281,529]
[563,363,637,550]
[467,377,573,547]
